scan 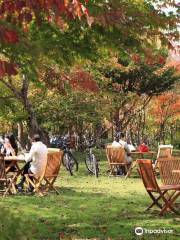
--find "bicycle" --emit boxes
[84,139,99,178]
[50,136,78,176]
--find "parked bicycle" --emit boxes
[50,136,78,176]
[84,139,99,178]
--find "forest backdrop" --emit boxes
[0,0,179,148]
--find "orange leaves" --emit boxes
[69,68,99,92]
[131,54,141,64]
[151,93,180,124]
[131,52,166,65]
[40,66,99,93]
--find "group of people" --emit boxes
[0,134,48,192]
[0,134,18,157]
[111,133,149,175]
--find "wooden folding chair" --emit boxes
[155,145,173,168]
[42,150,63,194]
[158,158,180,215]
[137,159,179,215]
[106,145,132,178]
[0,154,16,197]
[24,170,45,197]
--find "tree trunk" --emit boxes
[0,75,50,145]
[26,101,49,145]
[17,122,26,149]
[21,75,50,145]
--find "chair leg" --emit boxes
[44,178,60,194]
[109,166,115,176]
[160,192,180,216]
[25,175,44,196]
[146,191,164,210]
[3,180,13,198]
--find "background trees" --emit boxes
[0,0,179,147]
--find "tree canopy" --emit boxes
[0,0,179,145]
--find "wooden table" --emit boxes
[4,155,26,173]
[4,155,26,194]
[131,151,157,159]
[129,152,157,176]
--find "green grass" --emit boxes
[0,149,179,240]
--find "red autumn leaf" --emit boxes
[158,55,166,64]
[69,68,99,92]
[5,62,18,76]
[3,1,15,13]
[15,0,26,11]
[0,61,5,78]
[0,60,17,77]
[2,29,19,44]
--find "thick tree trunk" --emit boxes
[21,75,49,145]
[26,101,49,145]
[1,75,49,145]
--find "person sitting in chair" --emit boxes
[138,140,149,152]
[118,133,132,163]
[112,133,132,175]
[1,134,18,172]
[16,134,48,192]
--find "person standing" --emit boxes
[17,134,48,192]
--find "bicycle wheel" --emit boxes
[85,154,99,177]
[85,155,94,173]
[67,155,78,176]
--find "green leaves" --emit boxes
[103,63,179,96]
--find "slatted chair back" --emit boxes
[157,145,173,159]
[137,159,159,192]
[158,157,180,185]
[0,154,6,180]
[106,145,126,165]
[44,150,63,178]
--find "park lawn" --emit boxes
[0,149,179,240]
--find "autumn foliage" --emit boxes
[41,66,99,93]
[69,68,99,92]
[151,93,180,125]
[0,61,17,78]
[0,0,89,25]
[0,0,89,78]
